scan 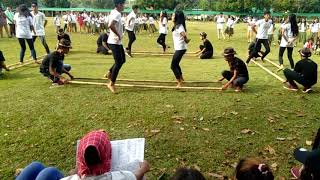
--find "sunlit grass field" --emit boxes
[0,18,319,179]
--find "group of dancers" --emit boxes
[1,1,318,94]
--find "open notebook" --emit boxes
[76,138,145,170]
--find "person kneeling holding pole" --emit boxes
[283,48,317,93]
[40,39,74,85]
[220,47,249,92]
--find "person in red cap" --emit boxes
[220,47,249,92]
[283,47,317,93]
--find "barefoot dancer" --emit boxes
[106,0,126,93]
[171,10,190,88]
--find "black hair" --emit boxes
[172,10,187,32]
[300,159,320,180]
[161,11,167,23]
[113,0,126,6]
[31,2,38,6]
[132,5,138,10]
[289,14,299,37]
[171,168,206,180]
[84,146,101,166]
[264,10,271,15]
[235,158,274,180]
[17,4,32,17]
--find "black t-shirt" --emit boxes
[40,51,64,71]
[295,59,318,83]
[0,51,5,62]
[97,33,109,46]
[203,39,213,53]
[229,57,249,78]
[57,34,71,43]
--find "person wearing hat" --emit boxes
[195,32,213,59]
[40,39,74,85]
[246,10,272,64]
[57,28,71,43]
[106,0,126,93]
[0,50,9,75]
[96,32,111,55]
[283,48,317,93]
[220,47,249,92]
[31,2,50,55]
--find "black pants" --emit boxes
[33,36,50,54]
[283,68,316,88]
[157,33,167,51]
[126,30,136,51]
[9,24,15,36]
[18,38,36,62]
[109,44,126,82]
[279,47,294,69]
[247,38,270,63]
[171,50,186,79]
[222,70,249,88]
[63,24,68,31]
[199,45,213,59]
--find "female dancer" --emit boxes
[157,11,168,52]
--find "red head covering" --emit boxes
[77,130,112,177]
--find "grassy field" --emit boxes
[0,19,319,179]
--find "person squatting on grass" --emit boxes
[97,32,111,55]
[172,168,206,180]
[235,157,274,180]
[14,4,37,64]
[157,11,169,53]
[278,13,299,70]
[283,48,317,93]
[170,10,190,88]
[31,2,50,55]
[0,50,9,74]
[195,32,213,59]
[40,39,74,85]
[246,11,272,64]
[125,5,139,58]
[106,0,126,93]
[220,47,249,92]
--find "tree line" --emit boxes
[1,0,320,13]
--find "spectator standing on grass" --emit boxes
[157,11,168,53]
[106,0,126,93]
[216,12,225,40]
[5,6,15,37]
[298,17,308,45]
[246,10,272,64]
[283,48,317,93]
[53,14,61,34]
[125,5,139,58]
[247,16,256,43]
[220,47,249,92]
[278,13,299,70]
[171,10,190,88]
[0,8,10,38]
[70,11,77,33]
[31,2,50,55]
[14,4,37,64]
[309,18,319,43]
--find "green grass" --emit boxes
[0,19,319,179]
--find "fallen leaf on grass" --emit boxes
[271,163,278,171]
[165,105,174,108]
[202,128,210,131]
[230,111,238,115]
[276,137,286,141]
[173,120,182,124]
[180,127,185,131]
[241,129,254,134]
[207,172,224,179]
[171,115,185,121]
[264,145,276,155]
[296,112,305,117]
[267,116,275,123]
[151,129,161,133]
[306,140,313,146]
[199,116,204,121]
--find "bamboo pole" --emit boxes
[133,51,197,54]
[74,77,221,84]
[7,54,46,68]
[251,60,286,83]
[8,61,36,70]
[264,58,282,69]
[69,80,222,90]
